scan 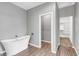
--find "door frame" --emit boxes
[39,11,56,53]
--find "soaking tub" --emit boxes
[1,35,30,56]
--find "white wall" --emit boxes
[41,14,51,42]
[60,17,72,37]
[0,2,27,51]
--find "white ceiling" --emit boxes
[11,2,45,10]
[11,2,76,11]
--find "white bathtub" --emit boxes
[1,35,30,56]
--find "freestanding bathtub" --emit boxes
[1,35,30,56]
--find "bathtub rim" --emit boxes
[0,35,30,42]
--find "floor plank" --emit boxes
[60,37,72,47]
[16,37,77,56]
[56,45,77,56]
[56,37,77,56]
[16,42,55,56]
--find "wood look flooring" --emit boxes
[56,45,77,56]
[56,37,77,56]
[16,37,77,56]
[60,37,72,47]
[16,42,55,56]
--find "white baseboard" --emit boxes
[29,43,41,48]
[51,50,56,54]
[42,40,51,43]
[72,46,79,55]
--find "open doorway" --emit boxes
[41,13,51,43]
[41,13,51,49]
[56,16,78,56]
[39,12,55,53]
[59,16,73,47]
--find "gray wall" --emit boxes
[0,2,27,50]
[55,3,59,49]
[74,2,79,54]
[59,5,74,17]
[27,2,55,47]
[41,14,51,42]
[59,5,75,45]
[59,3,79,54]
